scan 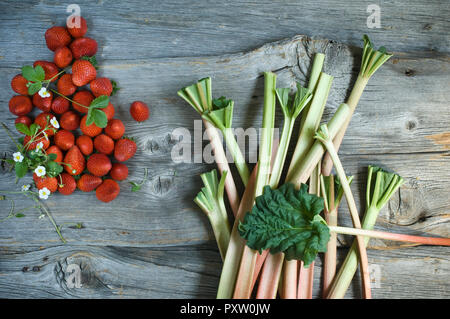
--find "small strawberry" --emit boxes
[46,145,63,163]
[33,173,58,192]
[58,173,77,195]
[67,16,88,38]
[60,110,80,131]
[57,74,77,96]
[33,61,59,82]
[80,115,102,137]
[15,116,32,134]
[71,59,97,87]
[96,179,120,203]
[11,74,29,95]
[114,138,137,162]
[44,26,72,51]
[90,78,113,97]
[70,37,98,59]
[23,135,50,151]
[72,90,94,113]
[110,163,128,181]
[102,102,115,120]
[87,153,112,177]
[130,101,150,122]
[94,134,114,155]
[32,91,53,112]
[9,95,33,116]
[76,135,93,156]
[77,174,102,192]
[54,129,75,151]
[54,46,73,68]
[51,96,70,114]
[64,145,85,175]
[34,112,55,136]
[105,118,125,140]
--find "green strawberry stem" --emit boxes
[51,89,89,110]
[43,69,67,87]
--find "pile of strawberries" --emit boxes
[8,16,150,202]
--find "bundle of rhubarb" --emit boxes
[5,16,150,204]
[179,36,450,299]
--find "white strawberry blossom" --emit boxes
[50,117,59,129]
[39,187,50,200]
[13,152,24,163]
[38,87,51,98]
[43,131,49,141]
[34,165,46,177]
[21,184,30,192]
[36,141,44,151]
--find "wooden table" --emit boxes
[0,0,449,298]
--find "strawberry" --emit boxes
[114,138,137,162]
[33,61,59,82]
[54,129,75,151]
[94,134,114,155]
[80,115,102,137]
[32,91,53,112]
[46,145,63,163]
[70,37,98,59]
[58,173,76,195]
[60,110,80,131]
[87,153,112,177]
[102,102,115,120]
[76,135,93,156]
[96,179,120,203]
[34,112,55,137]
[64,145,85,175]
[77,174,102,192]
[110,163,128,181]
[44,26,72,51]
[51,96,70,114]
[130,101,149,122]
[54,46,73,68]
[23,135,50,151]
[67,16,88,38]
[105,118,125,140]
[90,78,112,97]
[72,90,93,113]
[15,116,32,134]
[72,59,96,87]
[33,173,58,192]
[9,95,33,116]
[57,74,77,96]
[11,74,29,95]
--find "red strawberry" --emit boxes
[9,95,33,116]
[33,61,59,82]
[46,145,63,163]
[114,138,137,162]
[54,46,73,68]
[80,115,102,137]
[23,135,50,151]
[105,118,125,140]
[45,26,71,51]
[57,74,76,96]
[67,16,88,38]
[15,116,32,134]
[58,173,76,195]
[51,96,70,114]
[60,111,80,131]
[102,102,115,120]
[70,37,98,59]
[72,90,93,113]
[33,173,58,192]
[34,112,56,137]
[64,145,85,175]
[72,60,96,86]
[77,174,102,192]
[32,91,53,112]
[94,134,114,155]
[87,153,112,177]
[110,163,128,181]
[130,101,150,122]
[96,179,120,202]
[11,74,29,95]
[54,129,75,151]
[76,135,93,156]
[90,78,112,97]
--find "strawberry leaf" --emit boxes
[46,161,63,177]
[15,123,31,136]
[22,65,37,81]
[89,95,109,109]
[34,65,46,82]
[14,161,28,178]
[238,183,330,266]
[111,80,120,96]
[27,81,42,95]
[91,109,108,128]
[81,55,98,68]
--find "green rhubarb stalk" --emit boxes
[327,166,404,299]
[194,169,231,260]
[315,124,372,299]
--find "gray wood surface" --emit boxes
[0,0,449,299]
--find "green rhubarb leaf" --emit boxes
[212,96,232,109]
[204,99,234,129]
[360,35,393,78]
[321,174,353,211]
[366,166,404,210]
[177,77,212,114]
[238,183,330,266]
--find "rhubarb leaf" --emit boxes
[366,166,404,210]
[238,183,330,266]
